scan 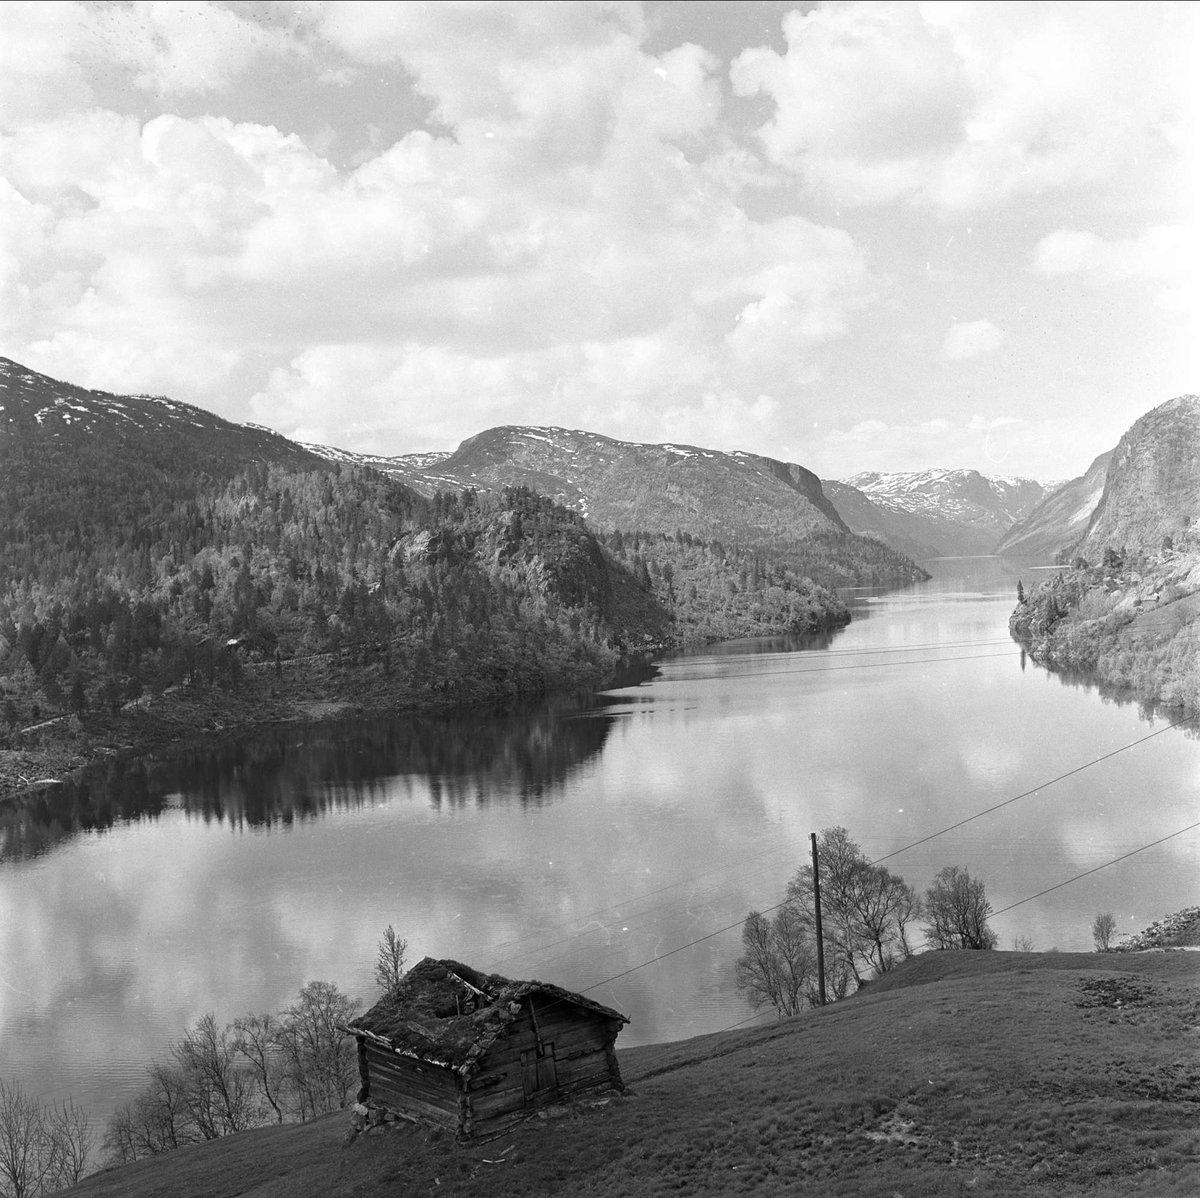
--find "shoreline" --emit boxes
[1008,549,1200,724]
[2,600,860,807]
[0,654,629,807]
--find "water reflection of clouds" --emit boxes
[4,561,1199,1130]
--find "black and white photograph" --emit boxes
[0,2,1196,1193]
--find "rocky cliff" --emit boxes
[996,451,1111,561]
[1076,395,1200,562]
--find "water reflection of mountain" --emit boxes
[0,691,626,862]
[674,630,841,659]
[1032,657,1198,737]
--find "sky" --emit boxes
[1,1,1196,481]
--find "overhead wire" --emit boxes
[869,714,1194,866]
[992,819,1200,916]
[482,634,1027,966]
[566,713,1198,1001]
[491,711,1193,976]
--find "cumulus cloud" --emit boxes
[90,1,300,95]
[0,1,300,131]
[731,1,1195,209]
[0,2,879,434]
[1032,226,1197,313]
[941,320,1004,362]
[2,2,1188,472]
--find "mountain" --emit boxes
[999,395,1200,564]
[0,357,321,473]
[0,356,327,565]
[995,451,1112,560]
[1076,395,1200,561]
[1009,396,1200,717]
[838,469,1052,557]
[818,480,944,561]
[306,426,925,588]
[313,425,849,540]
[1,359,864,795]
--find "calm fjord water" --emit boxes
[2,556,1197,1127]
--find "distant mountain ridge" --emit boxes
[834,468,1054,558]
[818,480,945,561]
[998,394,1199,562]
[995,451,1112,559]
[0,357,321,474]
[310,424,848,539]
[306,425,925,586]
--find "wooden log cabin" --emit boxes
[346,958,629,1139]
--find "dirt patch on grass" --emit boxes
[1077,976,1160,1008]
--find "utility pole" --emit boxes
[810,832,827,1006]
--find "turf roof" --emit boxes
[349,957,628,1071]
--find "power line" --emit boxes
[869,714,1194,866]
[483,638,1026,967]
[992,819,1200,916]
[574,714,1196,1001]
[510,714,1194,977]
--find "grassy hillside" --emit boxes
[68,950,1199,1197]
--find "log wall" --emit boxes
[363,1043,459,1128]
[466,1002,624,1130]
[361,998,625,1138]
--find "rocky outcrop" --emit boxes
[997,451,1111,561]
[1115,907,1200,951]
[1077,396,1200,562]
[1009,541,1200,715]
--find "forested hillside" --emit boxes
[308,425,927,588]
[0,468,628,726]
[1007,395,1200,716]
[1010,538,1200,717]
[0,360,860,791]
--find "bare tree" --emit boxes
[923,866,997,950]
[174,1014,257,1139]
[1092,911,1117,952]
[374,925,408,1000]
[47,1101,91,1191]
[0,1078,47,1198]
[103,981,362,1164]
[734,904,814,1017]
[0,1078,93,1197]
[102,1062,197,1165]
[231,1014,287,1125]
[787,827,920,991]
[275,982,361,1122]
